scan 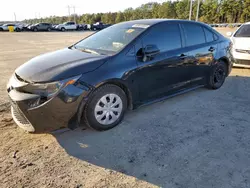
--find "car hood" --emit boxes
[232,37,250,50]
[15,48,109,83]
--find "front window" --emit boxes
[73,25,146,55]
[234,25,250,37]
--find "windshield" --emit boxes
[234,25,250,37]
[74,25,145,55]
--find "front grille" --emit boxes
[235,59,250,65]
[9,98,30,125]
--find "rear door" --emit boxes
[181,22,217,84]
[68,22,75,30]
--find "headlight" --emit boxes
[235,49,248,53]
[21,75,81,98]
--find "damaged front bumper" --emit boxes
[7,74,92,133]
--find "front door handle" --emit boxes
[208,47,215,52]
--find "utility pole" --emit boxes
[196,0,200,21]
[67,5,71,21]
[189,0,193,20]
[14,12,16,22]
[73,6,76,23]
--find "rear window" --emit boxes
[234,25,250,37]
[183,23,206,46]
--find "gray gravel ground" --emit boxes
[0,29,250,188]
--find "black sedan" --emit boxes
[7,19,234,132]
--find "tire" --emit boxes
[83,84,127,131]
[61,27,65,32]
[33,27,38,32]
[47,27,51,32]
[206,60,227,90]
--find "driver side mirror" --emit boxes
[144,44,160,57]
[138,44,160,62]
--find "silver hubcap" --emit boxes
[94,94,123,125]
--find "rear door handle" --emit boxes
[208,47,215,52]
[180,54,188,59]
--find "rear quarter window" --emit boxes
[204,27,214,42]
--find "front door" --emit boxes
[134,22,191,103]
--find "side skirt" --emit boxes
[134,85,205,109]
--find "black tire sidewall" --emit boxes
[208,61,227,89]
[84,85,127,131]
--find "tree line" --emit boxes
[24,0,250,24]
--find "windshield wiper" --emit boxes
[82,48,100,55]
[74,46,100,55]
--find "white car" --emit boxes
[227,22,250,68]
[0,23,22,32]
[55,21,78,31]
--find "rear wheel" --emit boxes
[47,27,51,31]
[83,84,127,131]
[206,60,227,89]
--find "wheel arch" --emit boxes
[76,79,133,129]
[95,79,134,110]
[218,56,230,76]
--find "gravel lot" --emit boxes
[1,28,250,188]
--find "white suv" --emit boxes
[55,21,78,31]
[227,22,250,68]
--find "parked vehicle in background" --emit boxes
[0,23,22,32]
[7,19,233,133]
[28,23,53,31]
[52,24,58,30]
[77,23,87,30]
[87,22,112,31]
[55,22,78,31]
[22,24,32,31]
[227,22,250,68]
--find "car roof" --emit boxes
[244,22,250,25]
[115,19,208,28]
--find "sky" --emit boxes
[0,0,166,21]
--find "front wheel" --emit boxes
[206,60,227,89]
[83,84,127,131]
